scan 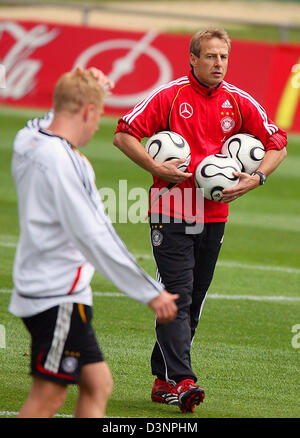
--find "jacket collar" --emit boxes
[188,69,223,97]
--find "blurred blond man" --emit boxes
[10,68,178,418]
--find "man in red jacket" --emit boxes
[113,29,287,413]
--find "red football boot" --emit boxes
[176,379,205,413]
[151,378,179,405]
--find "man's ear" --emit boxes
[189,52,198,67]
[82,103,94,122]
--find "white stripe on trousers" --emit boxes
[44,303,73,373]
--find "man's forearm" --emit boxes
[221,147,287,202]
[113,132,192,183]
[113,132,157,173]
[256,148,287,177]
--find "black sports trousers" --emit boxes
[150,217,225,384]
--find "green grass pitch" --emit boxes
[0,106,299,418]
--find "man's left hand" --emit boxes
[220,172,260,203]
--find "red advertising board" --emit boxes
[0,20,300,132]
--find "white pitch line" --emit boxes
[208,294,300,302]
[0,410,122,418]
[0,411,19,417]
[2,242,300,276]
[138,255,300,276]
[0,411,72,418]
[1,238,300,275]
[1,289,299,303]
[0,242,17,248]
[217,260,300,275]
[94,291,125,297]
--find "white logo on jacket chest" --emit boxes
[222,99,233,108]
[221,116,235,132]
[179,103,193,118]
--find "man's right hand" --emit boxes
[113,133,192,184]
[152,158,192,184]
[148,290,179,324]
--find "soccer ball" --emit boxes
[145,131,191,172]
[194,154,241,201]
[221,133,265,174]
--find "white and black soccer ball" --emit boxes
[145,131,191,172]
[194,154,241,201]
[221,133,265,174]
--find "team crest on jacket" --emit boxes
[221,116,235,133]
[179,103,193,119]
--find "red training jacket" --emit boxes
[115,70,287,223]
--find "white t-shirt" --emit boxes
[10,113,163,317]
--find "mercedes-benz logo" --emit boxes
[179,102,193,119]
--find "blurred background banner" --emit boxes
[0,19,299,132]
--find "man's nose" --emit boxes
[215,56,222,66]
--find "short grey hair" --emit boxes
[190,29,231,57]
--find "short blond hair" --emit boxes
[190,29,231,57]
[53,69,105,114]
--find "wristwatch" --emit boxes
[251,171,266,185]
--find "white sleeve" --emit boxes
[51,146,163,304]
